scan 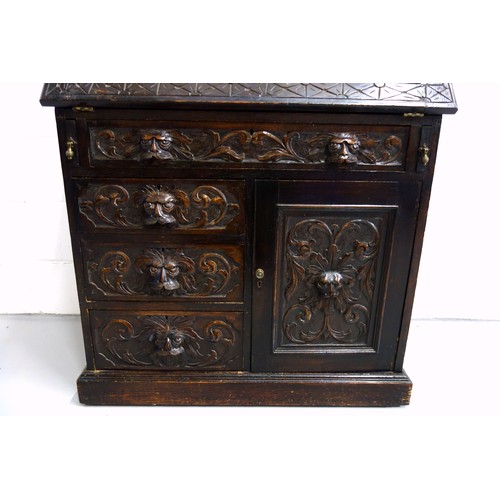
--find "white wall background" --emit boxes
[0,83,498,318]
[0,84,78,314]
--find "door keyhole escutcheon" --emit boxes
[256,268,264,288]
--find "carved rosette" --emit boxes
[89,127,404,166]
[86,247,241,300]
[281,217,381,345]
[78,182,241,230]
[95,314,241,369]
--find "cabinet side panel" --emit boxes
[56,112,96,369]
[394,116,442,370]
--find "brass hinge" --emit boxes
[403,112,424,118]
[72,106,94,112]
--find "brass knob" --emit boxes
[419,144,430,166]
[66,138,75,160]
[255,268,265,280]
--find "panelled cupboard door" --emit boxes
[252,180,420,372]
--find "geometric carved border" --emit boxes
[42,83,456,108]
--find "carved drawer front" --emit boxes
[82,242,243,302]
[90,310,244,370]
[87,122,410,170]
[76,179,244,234]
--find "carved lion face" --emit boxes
[142,188,178,227]
[148,258,180,291]
[306,264,356,314]
[143,316,199,360]
[136,249,181,292]
[140,132,174,160]
[327,133,360,164]
[149,326,185,356]
[316,271,348,298]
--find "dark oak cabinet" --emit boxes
[41,83,457,406]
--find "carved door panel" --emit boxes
[252,180,420,372]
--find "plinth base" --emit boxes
[77,370,412,407]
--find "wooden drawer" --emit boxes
[74,179,245,234]
[90,310,244,370]
[82,241,243,302]
[85,120,411,171]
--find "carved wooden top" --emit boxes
[40,83,457,114]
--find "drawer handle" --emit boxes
[66,138,76,160]
[419,143,430,166]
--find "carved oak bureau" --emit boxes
[40,83,457,406]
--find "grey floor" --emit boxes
[1,314,499,415]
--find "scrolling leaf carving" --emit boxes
[99,315,238,368]
[92,128,251,162]
[195,130,252,161]
[252,131,305,162]
[79,183,240,230]
[90,127,404,165]
[87,247,239,299]
[95,129,193,160]
[283,218,380,345]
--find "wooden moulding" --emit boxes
[77,370,412,407]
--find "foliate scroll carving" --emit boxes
[94,129,194,160]
[79,184,133,227]
[195,130,252,161]
[78,182,241,230]
[251,131,305,162]
[89,126,405,166]
[281,217,381,345]
[86,247,241,300]
[95,313,241,369]
[91,128,252,162]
